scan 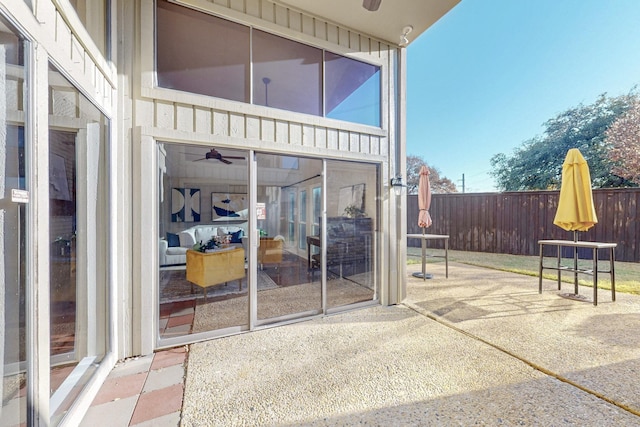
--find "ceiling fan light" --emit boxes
[363,0,382,12]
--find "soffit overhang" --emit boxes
[273,0,460,46]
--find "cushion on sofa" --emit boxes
[178,229,197,247]
[166,232,180,247]
[216,226,242,236]
[194,226,218,244]
[229,229,243,243]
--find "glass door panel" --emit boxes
[255,154,322,323]
[158,144,249,338]
[48,64,110,423]
[2,126,27,425]
[325,160,378,308]
[1,26,27,426]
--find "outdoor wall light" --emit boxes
[391,175,405,196]
[363,0,382,12]
[399,25,413,47]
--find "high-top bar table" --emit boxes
[407,234,449,280]
[538,239,616,306]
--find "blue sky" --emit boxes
[406,0,640,192]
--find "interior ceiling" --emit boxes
[273,0,460,47]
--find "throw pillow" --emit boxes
[166,232,180,247]
[229,229,243,243]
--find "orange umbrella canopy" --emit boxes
[553,148,598,232]
[418,165,432,228]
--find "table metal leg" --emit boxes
[538,244,543,294]
[445,239,449,278]
[556,245,561,290]
[574,245,579,295]
[611,248,616,302]
[593,248,598,306]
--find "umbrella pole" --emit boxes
[412,227,433,280]
[573,230,579,294]
[421,227,433,280]
[421,227,426,280]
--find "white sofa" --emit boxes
[159,240,189,266]
[159,223,247,267]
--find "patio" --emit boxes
[405,261,640,417]
[82,260,640,426]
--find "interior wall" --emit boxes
[326,162,378,218]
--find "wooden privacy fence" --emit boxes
[407,188,640,262]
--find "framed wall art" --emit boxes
[338,183,365,217]
[172,187,201,222]
[211,192,248,221]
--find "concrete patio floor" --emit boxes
[83,261,640,426]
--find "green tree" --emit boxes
[406,155,458,194]
[490,91,639,191]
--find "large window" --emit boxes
[155,0,380,127]
[325,52,381,127]
[156,0,250,102]
[253,30,322,115]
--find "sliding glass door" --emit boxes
[2,24,27,426]
[156,147,379,342]
[255,154,323,324]
[48,63,110,424]
[325,160,378,308]
[158,144,250,339]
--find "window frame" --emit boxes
[153,0,383,128]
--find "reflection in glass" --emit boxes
[299,190,307,250]
[256,155,322,323]
[324,161,378,308]
[253,30,322,115]
[48,63,110,424]
[325,52,381,127]
[157,144,249,338]
[1,23,27,426]
[287,190,296,244]
[311,187,321,255]
[156,0,250,102]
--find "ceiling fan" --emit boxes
[193,148,245,164]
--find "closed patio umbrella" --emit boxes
[413,165,433,280]
[553,148,598,295]
[553,148,598,233]
[418,165,432,229]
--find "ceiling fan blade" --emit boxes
[224,156,245,160]
[219,158,232,164]
[193,157,206,162]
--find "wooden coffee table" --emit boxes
[186,248,245,301]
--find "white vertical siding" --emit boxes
[154,0,392,160]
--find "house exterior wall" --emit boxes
[126,0,407,356]
[0,1,119,424]
[0,0,408,422]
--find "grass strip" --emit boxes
[407,248,640,295]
